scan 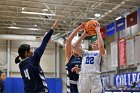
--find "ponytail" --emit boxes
[15,44,30,64]
[15,56,21,64]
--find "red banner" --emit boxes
[127,11,137,27]
[118,38,126,66]
[100,26,106,38]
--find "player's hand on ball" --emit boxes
[83,30,92,36]
[95,23,100,32]
[95,27,100,32]
[79,22,86,30]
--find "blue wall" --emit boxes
[4,78,62,93]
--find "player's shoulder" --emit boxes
[65,55,75,66]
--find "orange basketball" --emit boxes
[85,20,99,35]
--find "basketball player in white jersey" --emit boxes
[73,23,106,93]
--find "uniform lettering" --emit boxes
[24,69,31,80]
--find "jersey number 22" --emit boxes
[85,57,94,64]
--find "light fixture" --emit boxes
[89,18,96,20]
[34,25,37,27]
[7,26,20,29]
[21,11,56,16]
[115,16,122,20]
[0,34,36,41]
[95,13,101,17]
[43,9,48,11]
[104,12,108,15]
[108,10,112,13]
[112,5,121,10]
[121,1,125,4]
[22,7,25,10]
[7,26,41,30]
[28,28,41,30]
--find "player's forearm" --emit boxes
[65,26,82,62]
[68,27,80,40]
[37,17,59,55]
[73,33,86,49]
[96,30,104,47]
[96,28,106,56]
[36,29,54,56]
[67,26,82,42]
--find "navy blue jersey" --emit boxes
[0,80,4,93]
[66,55,82,93]
[19,29,54,93]
[66,55,82,81]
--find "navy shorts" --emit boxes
[70,84,78,93]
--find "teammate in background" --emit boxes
[65,23,85,93]
[73,23,106,93]
[0,71,6,93]
[15,18,59,93]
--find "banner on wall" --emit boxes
[135,36,140,63]
[138,8,140,36]
[111,42,118,67]
[127,11,137,27]
[118,38,126,66]
[114,72,140,87]
[116,17,125,32]
[101,75,110,87]
[106,22,115,36]
[138,8,140,22]
[100,26,106,38]
[126,38,135,65]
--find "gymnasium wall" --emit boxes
[0,40,7,66]
[101,13,140,89]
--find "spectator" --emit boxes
[0,71,6,93]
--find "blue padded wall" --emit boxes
[4,78,62,93]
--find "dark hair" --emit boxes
[0,70,4,76]
[15,44,30,64]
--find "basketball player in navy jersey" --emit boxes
[65,23,85,93]
[73,23,106,93]
[15,18,59,93]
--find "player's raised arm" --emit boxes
[95,25,106,57]
[32,17,60,65]
[73,30,89,56]
[65,23,85,64]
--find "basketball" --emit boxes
[85,20,99,35]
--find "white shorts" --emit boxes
[78,74,103,93]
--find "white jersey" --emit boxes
[80,50,101,74]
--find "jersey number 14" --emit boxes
[85,57,94,64]
[24,69,31,80]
